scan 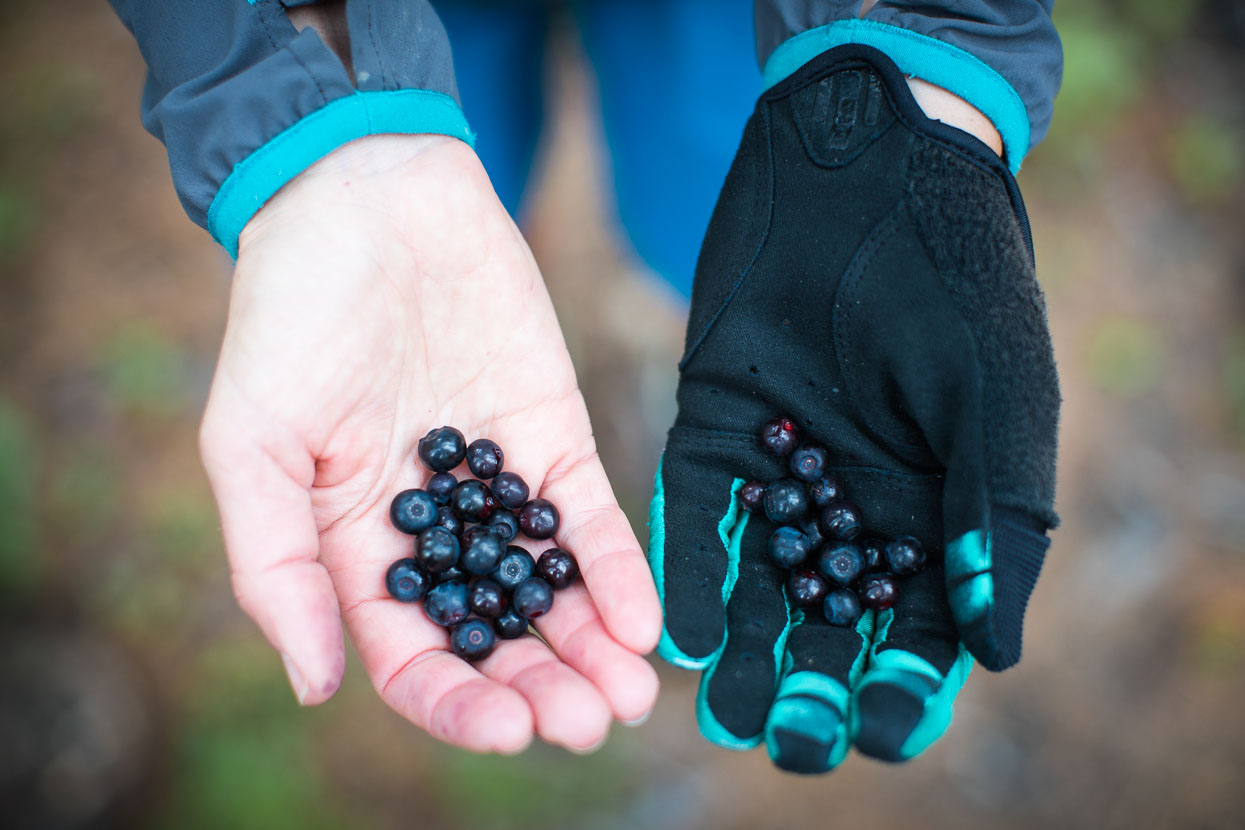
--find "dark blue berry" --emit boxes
[739,481,766,513]
[451,479,496,523]
[493,546,536,591]
[450,618,496,661]
[435,504,464,537]
[859,536,886,572]
[858,573,899,610]
[787,570,829,607]
[389,489,439,534]
[760,416,800,457]
[518,498,559,540]
[423,581,470,627]
[490,471,530,510]
[768,526,812,569]
[385,558,431,602]
[485,509,520,543]
[469,578,507,618]
[819,501,862,541]
[763,478,809,524]
[494,608,529,640]
[418,426,466,472]
[426,472,457,504]
[465,438,504,479]
[512,577,555,619]
[818,542,865,587]
[416,526,460,573]
[823,589,863,627]
[537,549,579,589]
[807,475,843,508]
[460,526,505,575]
[788,443,829,482]
[884,536,926,576]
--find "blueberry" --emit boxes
[450,618,497,661]
[819,501,862,541]
[418,426,467,473]
[537,549,579,590]
[451,479,496,523]
[436,564,468,585]
[385,558,431,602]
[768,526,812,569]
[807,475,843,508]
[423,581,470,627]
[858,573,899,611]
[469,578,507,618]
[518,498,560,540]
[739,481,766,513]
[493,546,536,591]
[485,509,520,543]
[859,536,886,572]
[426,472,458,505]
[490,471,530,511]
[798,515,826,550]
[389,489,439,535]
[763,478,809,524]
[465,438,505,479]
[884,536,926,576]
[788,443,829,482]
[415,526,461,573]
[494,608,529,640]
[760,416,800,457]
[435,504,464,537]
[823,589,863,627]
[787,570,829,607]
[460,526,505,575]
[513,577,555,619]
[818,542,865,587]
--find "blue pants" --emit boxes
[436,0,760,298]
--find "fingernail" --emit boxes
[567,735,609,755]
[281,652,309,705]
[622,709,652,728]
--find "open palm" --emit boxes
[199,135,661,753]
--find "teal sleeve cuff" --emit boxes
[206,89,476,259]
[761,19,1030,174]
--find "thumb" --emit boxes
[199,396,346,705]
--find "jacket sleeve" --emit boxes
[755,1,1062,172]
[109,0,472,258]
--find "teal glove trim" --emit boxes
[206,89,475,259]
[761,19,1030,173]
[946,529,996,642]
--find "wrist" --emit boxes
[905,78,1003,158]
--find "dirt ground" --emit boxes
[2,3,1244,830]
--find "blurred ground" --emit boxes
[2,2,1244,829]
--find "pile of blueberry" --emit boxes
[384,426,579,662]
[742,416,927,628]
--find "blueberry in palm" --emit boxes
[469,578,507,619]
[385,558,430,602]
[493,546,536,591]
[460,526,505,575]
[450,618,496,661]
[424,581,470,627]
[452,479,496,522]
[418,426,466,472]
[486,509,520,543]
[416,526,460,573]
[518,498,559,540]
[389,489,439,534]
[536,549,579,589]
[426,472,457,505]
[466,438,505,479]
[491,471,530,510]
[494,608,529,640]
[513,577,555,619]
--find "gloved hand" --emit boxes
[648,44,1059,773]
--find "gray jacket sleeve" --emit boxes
[109,0,470,257]
[756,1,1061,170]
